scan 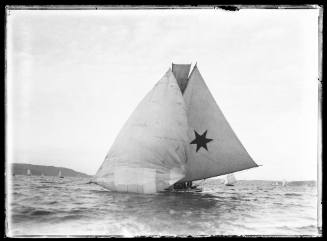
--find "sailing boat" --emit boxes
[282,179,287,187]
[224,174,237,186]
[93,63,258,194]
[272,181,279,186]
[58,170,64,178]
[27,169,31,176]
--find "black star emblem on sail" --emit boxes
[190,130,213,152]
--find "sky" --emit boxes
[6,8,320,181]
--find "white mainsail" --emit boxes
[179,65,258,182]
[224,174,237,186]
[58,170,62,177]
[94,69,189,194]
[27,169,31,176]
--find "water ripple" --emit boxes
[8,176,319,237]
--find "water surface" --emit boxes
[7,176,319,237]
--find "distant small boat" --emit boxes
[41,173,44,177]
[282,179,287,187]
[27,169,31,176]
[58,170,64,178]
[272,181,279,186]
[224,174,236,186]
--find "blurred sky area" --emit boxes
[6,8,320,180]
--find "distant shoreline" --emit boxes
[10,163,92,178]
[9,163,317,185]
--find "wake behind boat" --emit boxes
[93,63,259,194]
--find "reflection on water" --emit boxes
[7,176,319,237]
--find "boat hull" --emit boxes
[164,186,203,193]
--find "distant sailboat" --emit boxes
[93,63,258,194]
[41,173,44,177]
[272,181,279,186]
[282,179,287,187]
[224,174,237,186]
[27,169,31,176]
[58,170,64,178]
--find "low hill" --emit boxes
[11,163,91,178]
